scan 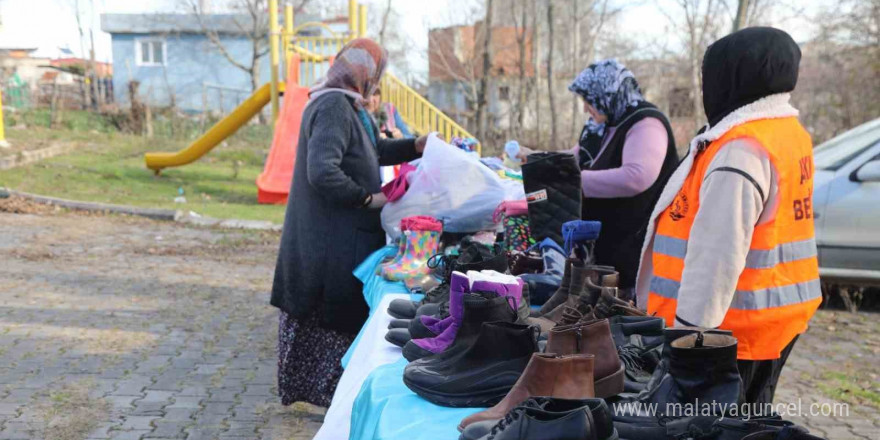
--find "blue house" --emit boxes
[101,13,344,114]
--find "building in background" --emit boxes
[428,21,536,141]
[101,13,347,114]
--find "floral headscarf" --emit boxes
[569,59,644,125]
[309,38,388,104]
[570,59,644,169]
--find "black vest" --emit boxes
[581,102,679,288]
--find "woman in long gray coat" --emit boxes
[271,39,426,407]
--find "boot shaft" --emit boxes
[467,321,538,363]
[667,332,742,408]
[546,319,621,380]
[519,353,596,399]
[458,293,519,335]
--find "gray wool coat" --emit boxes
[270,91,420,334]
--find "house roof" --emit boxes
[100,13,322,35]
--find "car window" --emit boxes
[814,119,880,171]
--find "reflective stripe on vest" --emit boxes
[653,235,818,269]
[650,276,821,310]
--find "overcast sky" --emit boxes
[0,0,826,79]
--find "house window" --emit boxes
[499,86,510,101]
[136,39,166,66]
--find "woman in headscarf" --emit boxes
[636,27,818,406]
[569,59,679,296]
[271,39,427,407]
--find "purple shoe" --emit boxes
[408,272,469,357]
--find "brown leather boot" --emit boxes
[546,319,624,398]
[457,353,595,431]
[594,287,646,319]
[555,269,620,327]
[533,258,579,317]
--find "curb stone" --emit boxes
[0,142,78,170]
[2,188,282,231]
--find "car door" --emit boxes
[815,141,880,274]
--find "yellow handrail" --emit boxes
[380,74,476,151]
[281,10,479,153]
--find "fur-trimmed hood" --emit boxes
[634,92,799,307]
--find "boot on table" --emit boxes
[458,353,595,431]
[403,321,538,407]
[545,318,625,398]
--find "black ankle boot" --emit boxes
[403,321,537,407]
[613,331,742,418]
[402,291,518,362]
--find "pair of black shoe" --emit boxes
[459,397,618,440]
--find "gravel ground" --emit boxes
[0,204,877,439]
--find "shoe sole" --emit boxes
[402,343,437,362]
[387,308,416,320]
[403,375,510,408]
[595,364,626,399]
[384,332,410,348]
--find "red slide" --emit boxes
[256,82,310,204]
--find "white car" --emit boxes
[813,118,880,285]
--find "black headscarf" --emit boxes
[701,27,801,127]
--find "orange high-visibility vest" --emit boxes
[648,117,822,360]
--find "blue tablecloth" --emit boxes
[341,246,479,440]
[349,359,481,440]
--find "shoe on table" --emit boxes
[459,397,617,440]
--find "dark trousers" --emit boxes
[737,335,799,407]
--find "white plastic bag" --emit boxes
[381,134,525,238]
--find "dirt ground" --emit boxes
[0,203,877,439]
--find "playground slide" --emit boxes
[256,77,310,204]
[143,81,285,172]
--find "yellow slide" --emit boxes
[144,81,285,172]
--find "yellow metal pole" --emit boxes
[0,91,7,148]
[349,0,358,37]
[358,4,367,38]
[284,1,294,75]
[269,0,281,122]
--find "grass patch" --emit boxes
[818,371,880,409]
[1,110,286,223]
[32,380,109,440]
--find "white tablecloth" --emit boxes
[313,294,406,440]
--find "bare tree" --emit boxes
[180,0,312,121]
[732,0,749,31]
[377,0,394,46]
[512,0,532,140]
[475,0,495,142]
[662,0,728,128]
[792,0,880,142]
[546,0,557,148]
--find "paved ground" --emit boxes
[0,206,322,440]
[0,204,877,439]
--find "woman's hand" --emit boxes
[391,128,404,139]
[415,135,428,153]
[367,192,388,209]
